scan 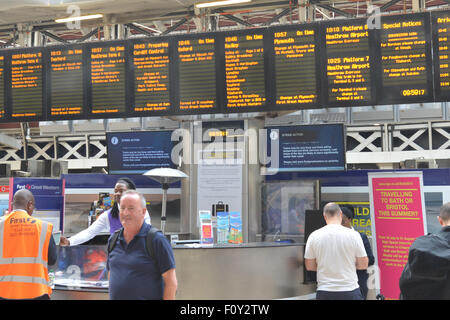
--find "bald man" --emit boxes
[0,189,57,300]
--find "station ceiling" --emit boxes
[0,0,448,43]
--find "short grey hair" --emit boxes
[439,202,450,222]
[120,190,146,209]
[323,202,341,217]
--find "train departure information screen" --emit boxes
[379,14,432,103]
[11,51,43,118]
[324,21,372,105]
[0,56,4,118]
[49,47,84,117]
[90,44,126,114]
[225,32,266,109]
[133,41,170,113]
[433,11,450,100]
[178,37,216,111]
[273,27,318,106]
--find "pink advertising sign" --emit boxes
[368,172,427,300]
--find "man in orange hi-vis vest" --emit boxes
[0,189,57,300]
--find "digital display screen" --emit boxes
[323,20,373,106]
[225,32,266,110]
[106,130,175,174]
[90,44,126,115]
[266,124,346,173]
[272,26,319,106]
[178,36,217,112]
[133,40,171,113]
[379,13,433,104]
[432,11,450,101]
[11,50,44,118]
[0,55,5,119]
[49,46,84,118]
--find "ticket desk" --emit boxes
[52,242,316,300]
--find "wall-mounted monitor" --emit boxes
[265,124,346,173]
[106,130,176,174]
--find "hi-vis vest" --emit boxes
[0,210,53,299]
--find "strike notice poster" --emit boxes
[368,171,427,300]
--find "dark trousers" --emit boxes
[316,288,363,300]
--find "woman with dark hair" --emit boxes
[60,177,151,246]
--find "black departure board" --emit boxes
[272,25,319,107]
[48,46,84,118]
[378,13,433,104]
[225,31,266,110]
[10,50,44,119]
[133,40,171,114]
[178,36,217,112]
[432,11,450,101]
[323,19,374,106]
[0,55,4,119]
[89,43,127,115]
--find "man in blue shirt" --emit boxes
[107,190,177,300]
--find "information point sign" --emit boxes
[368,171,427,300]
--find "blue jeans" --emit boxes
[316,288,363,300]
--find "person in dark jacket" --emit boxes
[399,202,450,300]
[341,206,375,300]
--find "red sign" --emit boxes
[0,185,9,193]
[369,172,426,300]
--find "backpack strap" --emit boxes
[146,226,163,272]
[108,228,123,254]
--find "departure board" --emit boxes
[272,26,319,107]
[49,46,84,118]
[90,43,126,115]
[11,50,44,118]
[0,55,4,119]
[178,36,217,112]
[133,40,171,113]
[323,20,373,106]
[225,31,266,110]
[379,13,433,104]
[432,11,450,101]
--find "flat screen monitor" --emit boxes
[432,10,450,102]
[9,48,45,120]
[321,18,376,107]
[176,34,220,114]
[106,130,176,174]
[377,12,433,104]
[269,24,321,109]
[88,41,128,117]
[224,29,267,112]
[0,54,5,120]
[47,44,85,120]
[265,124,346,173]
[131,38,172,115]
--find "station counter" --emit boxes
[52,242,316,300]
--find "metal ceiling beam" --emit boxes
[161,17,190,36]
[222,14,253,27]
[39,30,69,44]
[263,7,291,26]
[380,0,403,12]
[311,2,354,18]
[125,23,154,37]
[76,27,99,42]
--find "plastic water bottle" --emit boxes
[48,269,55,289]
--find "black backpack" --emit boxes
[107,226,163,271]
[399,232,450,300]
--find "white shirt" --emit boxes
[304,224,367,292]
[68,210,151,246]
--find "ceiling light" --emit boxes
[195,0,251,9]
[55,14,103,23]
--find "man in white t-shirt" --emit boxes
[304,202,368,300]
